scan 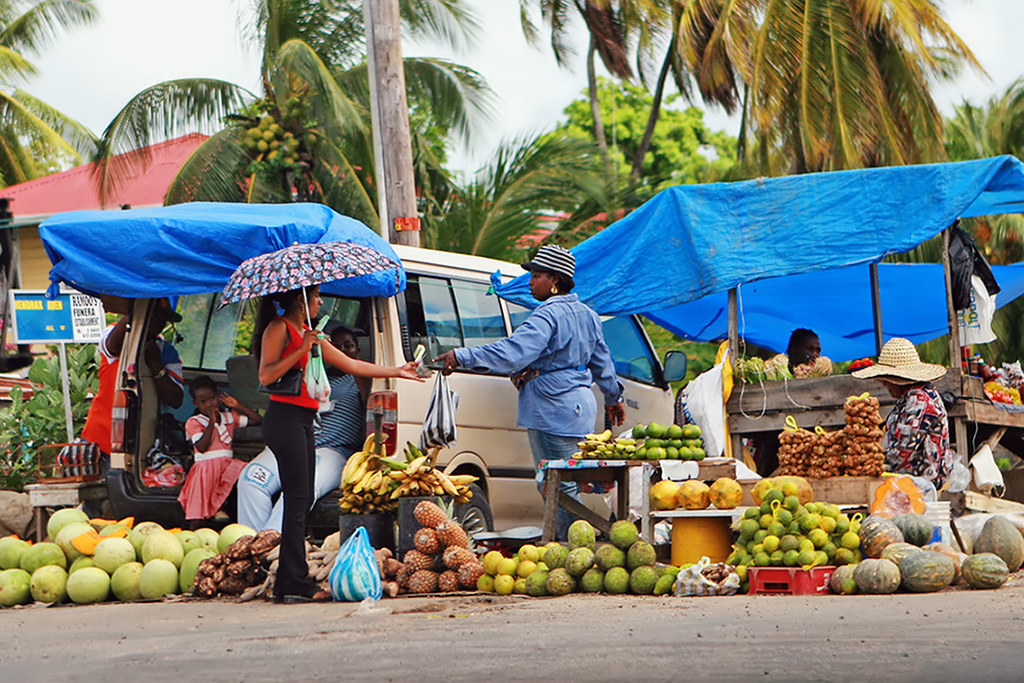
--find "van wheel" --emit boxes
[454,484,493,535]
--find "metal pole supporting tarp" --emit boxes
[869,262,884,355]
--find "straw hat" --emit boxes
[851,337,946,384]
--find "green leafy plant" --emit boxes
[0,345,98,491]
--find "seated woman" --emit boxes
[853,337,954,489]
[786,328,832,377]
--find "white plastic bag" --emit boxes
[328,526,382,602]
[674,556,741,596]
[681,353,727,457]
[969,444,1005,495]
[419,371,459,450]
[304,344,332,403]
[958,275,997,345]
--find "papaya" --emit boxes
[708,478,743,509]
[676,480,711,510]
[71,529,104,556]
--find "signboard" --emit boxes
[9,290,105,344]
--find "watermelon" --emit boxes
[973,516,1024,571]
[898,551,955,593]
[854,558,901,594]
[960,553,1010,590]
[859,516,904,558]
[891,513,935,547]
[922,542,968,584]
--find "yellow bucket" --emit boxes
[671,516,733,566]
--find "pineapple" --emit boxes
[457,561,485,589]
[403,549,436,571]
[413,500,448,528]
[442,545,476,570]
[396,564,415,589]
[435,520,469,549]
[407,569,439,594]
[414,528,441,555]
[437,570,460,593]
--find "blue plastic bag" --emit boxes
[328,526,382,602]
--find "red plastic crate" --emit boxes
[747,566,835,595]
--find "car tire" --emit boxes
[454,483,493,536]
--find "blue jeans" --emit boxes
[528,429,581,541]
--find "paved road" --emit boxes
[4,577,1023,682]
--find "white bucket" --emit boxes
[924,501,952,545]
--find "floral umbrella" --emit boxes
[218,241,402,308]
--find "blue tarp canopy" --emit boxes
[495,156,1024,360]
[40,202,405,300]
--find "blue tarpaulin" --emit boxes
[495,156,1024,361]
[40,202,405,300]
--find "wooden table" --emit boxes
[24,481,107,541]
[539,460,655,543]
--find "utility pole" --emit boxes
[364,0,420,247]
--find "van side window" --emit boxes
[174,293,249,370]
[403,275,508,365]
[602,316,658,386]
[507,302,532,330]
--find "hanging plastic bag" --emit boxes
[969,444,1005,495]
[674,556,741,596]
[957,275,998,345]
[305,317,332,403]
[419,371,459,450]
[681,352,727,458]
[328,526,382,602]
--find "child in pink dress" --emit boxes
[178,375,262,527]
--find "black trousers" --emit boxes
[264,400,318,597]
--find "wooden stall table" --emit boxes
[539,459,656,543]
[24,481,107,541]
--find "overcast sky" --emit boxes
[25,0,1024,175]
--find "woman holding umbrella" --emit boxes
[256,285,422,603]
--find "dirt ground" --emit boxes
[4,573,1024,682]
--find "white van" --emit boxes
[107,246,686,535]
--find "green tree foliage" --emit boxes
[0,344,97,490]
[558,77,737,192]
[0,0,98,187]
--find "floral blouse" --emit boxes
[883,384,954,488]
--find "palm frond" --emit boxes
[0,0,96,57]
[0,43,34,79]
[9,87,96,159]
[93,78,254,204]
[164,128,252,205]
[271,39,366,140]
[399,0,479,51]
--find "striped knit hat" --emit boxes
[522,244,575,280]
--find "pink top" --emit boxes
[185,410,248,461]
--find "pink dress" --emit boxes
[177,410,248,520]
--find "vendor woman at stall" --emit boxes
[852,337,955,488]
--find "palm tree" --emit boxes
[672,0,982,174]
[94,0,489,229]
[0,0,97,186]
[518,1,667,168]
[430,133,611,259]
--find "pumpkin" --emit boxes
[898,551,955,593]
[676,480,711,510]
[859,515,904,558]
[828,565,858,595]
[891,513,935,547]
[708,478,744,509]
[960,553,1010,590]
[854,558,901,594]
[923,542,968,584]
[870,476,926,515]
[880,542,922,566]
[973,516,1024,571]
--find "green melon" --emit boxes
[139,559,178,599]
[898,551,955,592]
[973,516,1024,571]
[142,531,185,569]
[0,537,31,570]
[179,548,216,593]
[0,568,32,606]
[30,565,68,603]
[853,558,901,594]
[54,522,95,562]
[891,513,935,547]
[129,522,166,559]
[217,524,256,554]
[960,553,1010,590]
[20,542,67,574]
[66,566,110,604]
[110,562,145,601]
[45,508,89,543]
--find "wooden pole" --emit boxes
[364,0,420,247]
[941,227,962,368]
[727,287,739,365]
[869,262,883,355]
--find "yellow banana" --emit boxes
[406,456,427,473]
[435,471,460,497]
[448,474,478,486]
[388,470,406,481]
[342,451,367,484]
[585,429,612,442]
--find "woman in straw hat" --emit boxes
[852,337,955,488]
[435,244,625,539]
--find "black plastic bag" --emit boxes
[949,222,1000,310]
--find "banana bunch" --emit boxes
[339,434,400,514]
[387,442,477,504]
[574,430,638,460]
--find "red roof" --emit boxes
[2,133,208,219]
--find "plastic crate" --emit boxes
[747,566,835,595]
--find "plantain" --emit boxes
[585,429,612,442]
[435,471,460,497]
[388,470,406,481]
[448,474,478,486]
[406,456,428,473]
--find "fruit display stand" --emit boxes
[538,459,655,543]
[650,508,749,566]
